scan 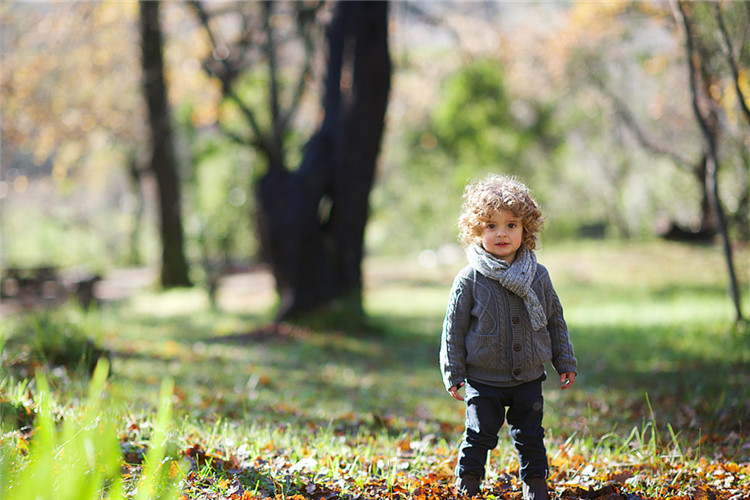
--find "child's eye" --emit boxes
[487,223,496,229]
[508,223,517,228]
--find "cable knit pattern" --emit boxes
[440,252,578,391]
[467,245,547,331]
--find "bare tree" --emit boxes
[676,0,744,323]
[139,0,191,287]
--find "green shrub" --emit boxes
[4,310,109,377]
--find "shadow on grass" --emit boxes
[559,320,749,460]
[93,286,749,462]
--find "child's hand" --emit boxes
[449,382,465,401]
[560,372,576,390]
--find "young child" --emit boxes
[439,174,577,500]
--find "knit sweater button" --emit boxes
[513,369,521,376]
[512,316,520,325]
[513,344,521,352]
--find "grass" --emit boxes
[540,242,749,451]
[1,240,748,498]
[1,360,181,500]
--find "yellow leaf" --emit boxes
[168,460,181,479]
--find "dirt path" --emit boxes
[0,266,276,316]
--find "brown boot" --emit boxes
[522,476,548,500]
[455,472,481,497]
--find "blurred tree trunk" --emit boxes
[126,151,146,266]
[257,1,391,320]
[192,0,389,321]
[139,0,191,288]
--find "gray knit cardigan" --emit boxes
[439,263,578,391]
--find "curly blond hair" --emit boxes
[458,174,544,250]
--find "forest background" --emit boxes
[3,1,748,284]
[1,1,749,499]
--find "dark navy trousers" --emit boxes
[457,376,548,481]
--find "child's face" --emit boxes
[480,209,524,265]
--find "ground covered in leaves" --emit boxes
[3,376,749,499]
[164,427,749,500]
[2,242,749,499]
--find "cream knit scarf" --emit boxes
[467,244,547,331]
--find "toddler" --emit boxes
[439,174,577,499]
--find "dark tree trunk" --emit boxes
[139,0,191,287]
[257,1,391,321]
[694,154,719,236]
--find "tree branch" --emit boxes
[279,3,321,134]
[261,1,283,147]
[712,1,750,125]
[191,1,220,51]
[588,70,693,169]
[216,120,258,149]
[226,91,274,161]
[192,1,277,167]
